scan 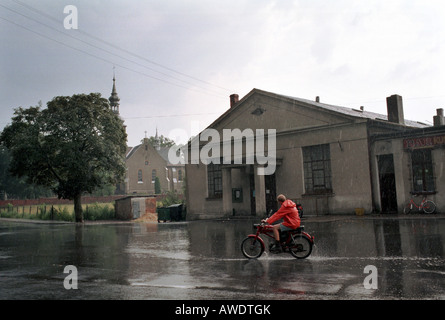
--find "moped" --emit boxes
[241,222,314,259]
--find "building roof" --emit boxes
[278,93,429,129]
[209,88,429,130]
[126,143,184,166]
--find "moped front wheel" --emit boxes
[289,235,312,259]
[241,236,264,259]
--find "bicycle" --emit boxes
[403,193,436,214]
[241,222,314,259]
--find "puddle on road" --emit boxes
[1,218,444,299]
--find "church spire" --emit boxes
[109,72,120,114]
[154,127,161,150]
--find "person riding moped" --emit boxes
[262,194,300,253]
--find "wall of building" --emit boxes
[125,141,168,194]
[230,167,251,216]
[185,163,221,219]
[273,121,373,215]
[186,121,376,218]
[185,90,440,219]
[371,133,445,214]
[432,148,445,212]
[115,196,157,220]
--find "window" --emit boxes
[411,149,435,193]
[207,163,222,198]
[303,144,332,194]
[151,169,157,183]
[137,169,143,183]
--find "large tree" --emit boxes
[0,93,127,222]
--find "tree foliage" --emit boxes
[154,176,161,194]
[0,146,53,199]
[145,134,175,149]
[0,93,127,222]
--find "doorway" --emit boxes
[377,154,397,213]
[249,170,256,216]
[265,173,277,216]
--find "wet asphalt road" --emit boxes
[0,215,444,300]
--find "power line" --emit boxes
[0,4,224,94]
[123,112,221,120]
[9,0,232,94]
[0,14,225,99]
[0,2,227,98]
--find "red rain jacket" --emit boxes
[267,199,300,229]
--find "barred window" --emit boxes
[411,149,435,193]
[303,144,332,194]
[207,163,222,198]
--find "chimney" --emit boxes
[315,96,320,103]
[433,108,444,126]
[230,94,239,108]
[386,94,405,125]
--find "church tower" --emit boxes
[109,75,120,115]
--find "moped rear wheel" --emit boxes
[289,235,312,259]
[241,236,264,259]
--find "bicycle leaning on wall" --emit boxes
[403,192,436,214]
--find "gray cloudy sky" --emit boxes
[1,0,445,147]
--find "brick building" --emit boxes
[124,134,185,195]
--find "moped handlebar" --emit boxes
[253,221,272,230]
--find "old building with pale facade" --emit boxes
[107,76,185,196]
[185,88,444,219]
[125,134,185,195]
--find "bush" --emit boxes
[53,206,74,221]
[154,177,161,194]
[0,202,116,221]
[158,191,184,207]
[36,205,74,221]
[84,203,115,221]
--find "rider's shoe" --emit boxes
[270,241,283,253]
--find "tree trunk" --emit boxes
[74,193,83,222]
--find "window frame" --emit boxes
[207,163,222,199]
[410,148,435,194]
[151,169,157,184]
[137,169,143,184]
[302,144,333,195]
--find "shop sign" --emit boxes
[403,134,445,149]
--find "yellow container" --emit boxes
[355,208,365,216]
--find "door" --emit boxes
[132,200,141,219]
[249,170,256,216]
[265,173,277,216]
[378,155,397,213]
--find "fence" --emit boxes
[0,204,61,219]
[0,203,114,221]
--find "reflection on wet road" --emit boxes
[0,217,444,299]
